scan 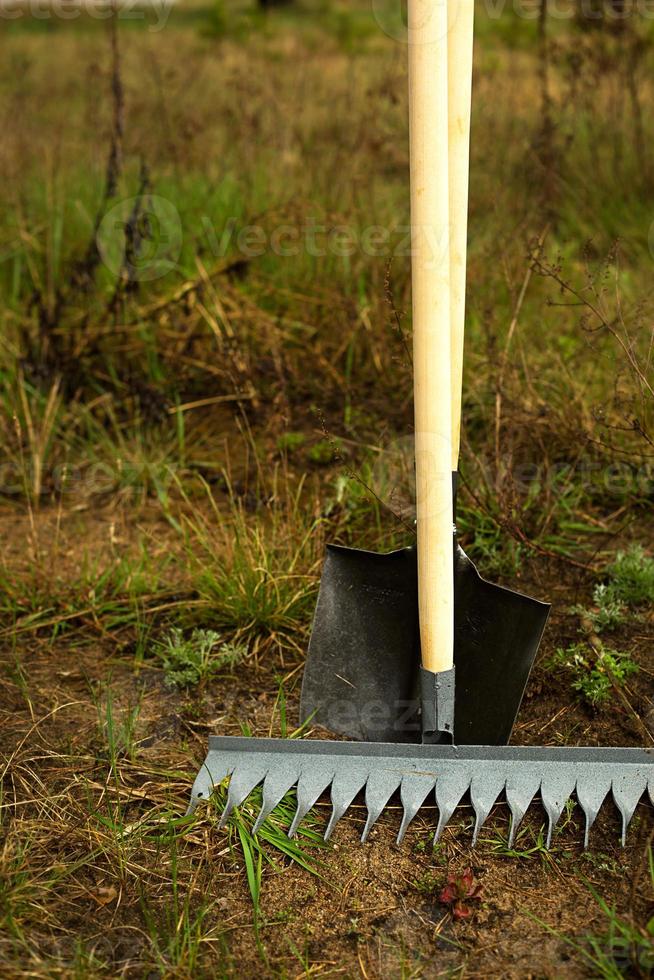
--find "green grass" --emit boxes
[174,472,322,654]
[207,779,328,941]
[532,850,654,979]
[605,546,654,608]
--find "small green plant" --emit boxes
[577,583,627,633]
[577,546,654,633]
[412,872,440,896]
[203,0,228,37]
[94,686,142,771]
[608,546,654,606]
[276,431,306,455]
[140,837,219,974]
[547,642,638,707]
[154,628,246,688]
[308,439,334,466]
[481,824,554,862]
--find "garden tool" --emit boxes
[299,0,549,746]
[188,0,654,849]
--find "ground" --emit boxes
[1,1,653,977]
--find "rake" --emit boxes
[188,0,654,848]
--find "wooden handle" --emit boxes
[409,0,453,673]
[448,0,474,470]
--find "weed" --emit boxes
[547,642,639,707]
[176,471,322,654]
[579,851,624,877]
[576,584,628,633]
[413,872,441,896]
[140,837,220,974]
[576,546,654,633]
[439,868,482,921]
[605,546,654,608]
[97,687,142,768]
[485,829,549,861]
[154,627,246,688]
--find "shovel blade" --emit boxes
[300,545,420,743]
[299,543,549,745]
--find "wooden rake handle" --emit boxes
[409,0,474,673]
[448,0,474,471]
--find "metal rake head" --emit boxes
[188,738,653,850]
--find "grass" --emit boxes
[210,783,327,906]
[174,469,324,656]
[0,1,653,976]
[531,849,654,979]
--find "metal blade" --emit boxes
[299,542,550,746]
[576,775,612,849]
[397,772,436,843]
[435,766,471,843]
[188,757,234,815]
[612,772,649,846]
[300,545,419,743]
[325,767,369,841]
[540,770,577,847]
[219,764,267,829]
[362,770,404,842]
[505,768,541,848]
[252,767,300,835]
[469,765,508,845]
[191,737,653,849]
[288,766,334,838]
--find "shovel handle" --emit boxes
[448,0,474,470]
[409,0,454,673]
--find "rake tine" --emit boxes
[505,770,541,849]
[435,769,471,843]
[288,768,334,839]
[252,768,300,835]
[612,774,648,847]
[397,773,436,844]
[470,770,507,846]
[540,771,577,848]
[219,766,268,829]
[575,776,612,850]
[361,770,404,843]
[324,768,369,841]
[187,759,234,816]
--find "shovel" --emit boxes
[188,0,653,850]
[300,0,549,746]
